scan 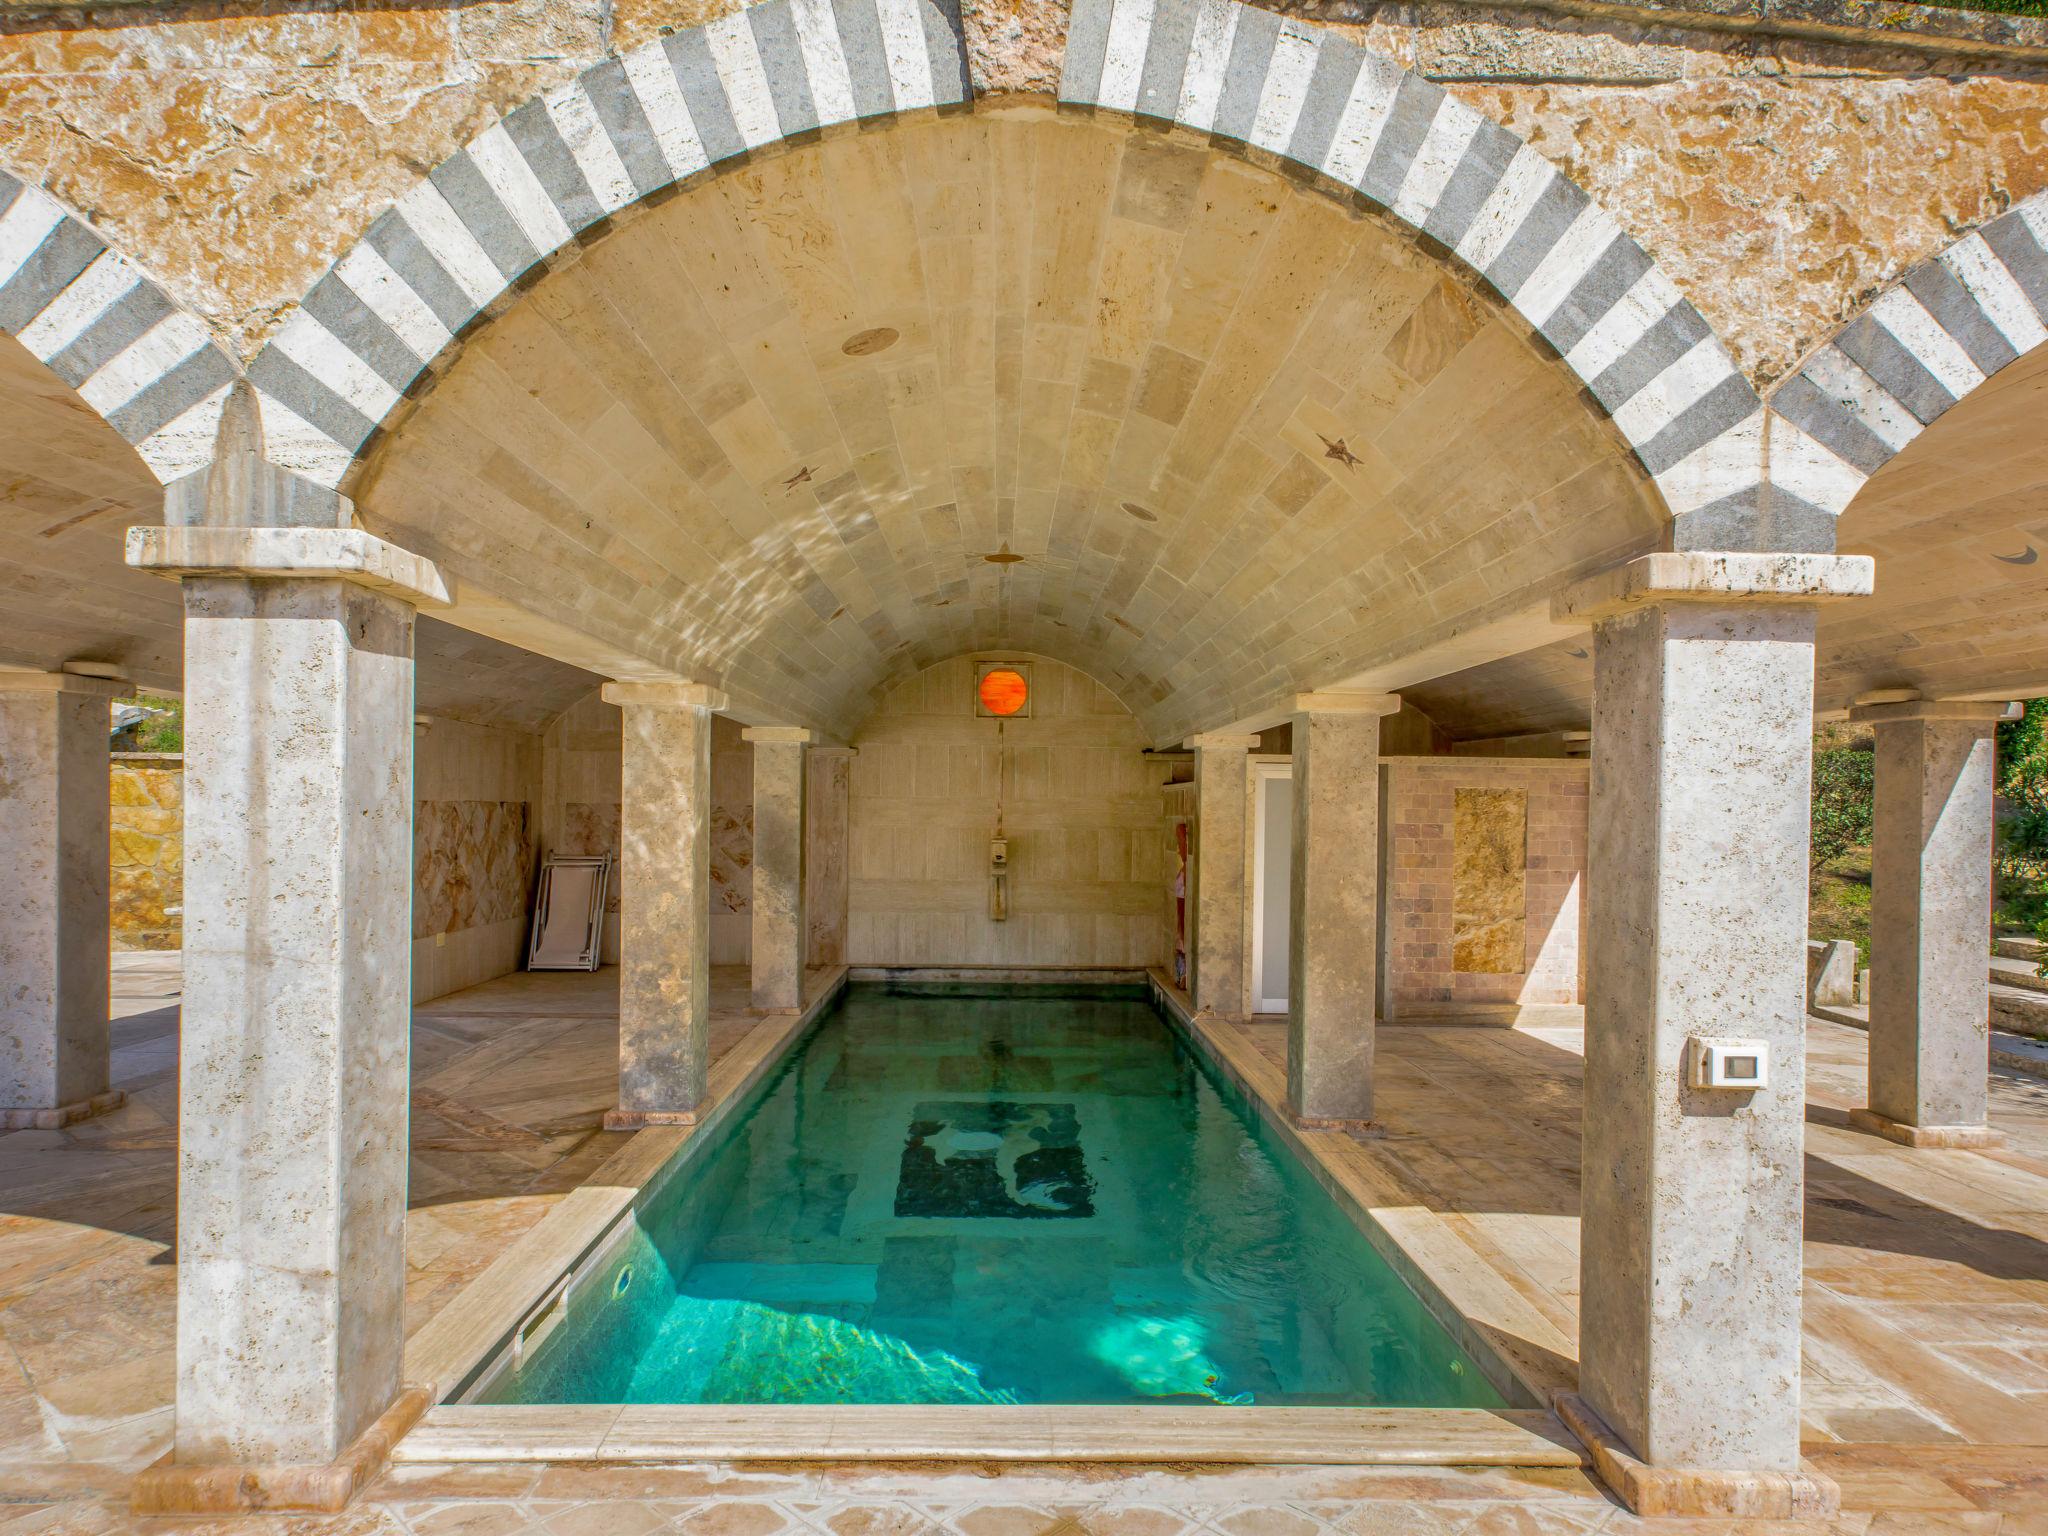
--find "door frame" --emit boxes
[1247,757,1293,1016]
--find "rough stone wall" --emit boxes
[109,753,180,951]
[2,0,2044,386]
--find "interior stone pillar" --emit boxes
[1851,697,2009,1149]
[743,727,811,1011]
[1189,732,1259,1015]
[1554,552,1869,1519]
[0,669,123,1129]
[806,747,854,968]
[126,520,447,1476]
[1287,692,1398,1128]
[603,680,726,1127]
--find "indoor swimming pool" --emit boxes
[483,984,1504,1410]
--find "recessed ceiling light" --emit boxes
[842,326,899,357]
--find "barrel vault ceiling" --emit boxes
[350,108,1666,746]
[0,330,601,728]
[1404,336,2048,740]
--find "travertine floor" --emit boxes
[2,959,2045,1532]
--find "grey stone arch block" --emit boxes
[1766,189,2048,530]
[1056,0,1804,553]
[0,167,241,485]
[245,0,975,491]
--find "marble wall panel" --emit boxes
[413,800,535,940]
[1452,787,1527,975]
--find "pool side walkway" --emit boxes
[0,959,2044,1532]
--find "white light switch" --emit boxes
[1688,1037,1769,1091]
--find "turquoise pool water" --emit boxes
[485,985,1504,1409]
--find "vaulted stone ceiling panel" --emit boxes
[352,109,1667,743]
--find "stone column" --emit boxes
[126,521,447,1479]
[743,727,811,1011]
[806,747,854,967]
[603,680,726,1128]
[1554,552,1869,1518]
[1287,692,1398,1128]
[1850,697,2009,1149]
[0,669,123,1129]
[1189,732,1259,1015]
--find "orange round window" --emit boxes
[978,668,1029,717]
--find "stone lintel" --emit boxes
[601,680,729,712]
[131,1386,430,1516]
[740,726,818,745]
[125,526,450,608]
[0,669,130,698]
[1847,1107,2005,1149]
[1849,697,2020,726]
[1553,1393,1840,1521]
[1186,732,1262,751]
[1290,691,1401,717]
[1551,552,1874,625]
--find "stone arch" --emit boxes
[0,167,239,484]
[246,0,1769,545]
[1768,190,2048,521]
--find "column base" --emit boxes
[1847,1107,2002,1149]
[1290,1112,1386,1137]
[0,1089,126,1131]
[131,1386,430,1515]
[1554,1393,1839,1520]
[604,1106,698,1129]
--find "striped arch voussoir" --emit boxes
[1060,0,1768,545]
[1769,189,2048,523]
[0,170,238,485]
[247,0,972,489]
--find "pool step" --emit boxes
[394,1403,1588,1467]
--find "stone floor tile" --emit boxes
[406,1502,543,1536]
[945,1503,1088,1536]
[1205,1507,1326,1536]
[543,1499,671,1536]
[668,1501,810,1536]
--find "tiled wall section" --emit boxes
[848,655,1170,969]
[110,754,182,951]
[413,717,541,1003]
[541,694,755,965]
[1384,759,1587,1018]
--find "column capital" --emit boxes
[602,680,729,712]
[740,726,818,745]
[1290,690,1401,717]
[1552,552,1872,625]
[1186,731,1262,751]
[125,525,449,608]
[1849,695,2020,726]
[0,667,129,699]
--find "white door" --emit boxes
[1250,764,1292,1015]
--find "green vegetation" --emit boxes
[117,694,184,754]
[1811,743,1875,877]
[1808,724,1876,965]
[1903,0,2048,16]
[1995,700,2048,967]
